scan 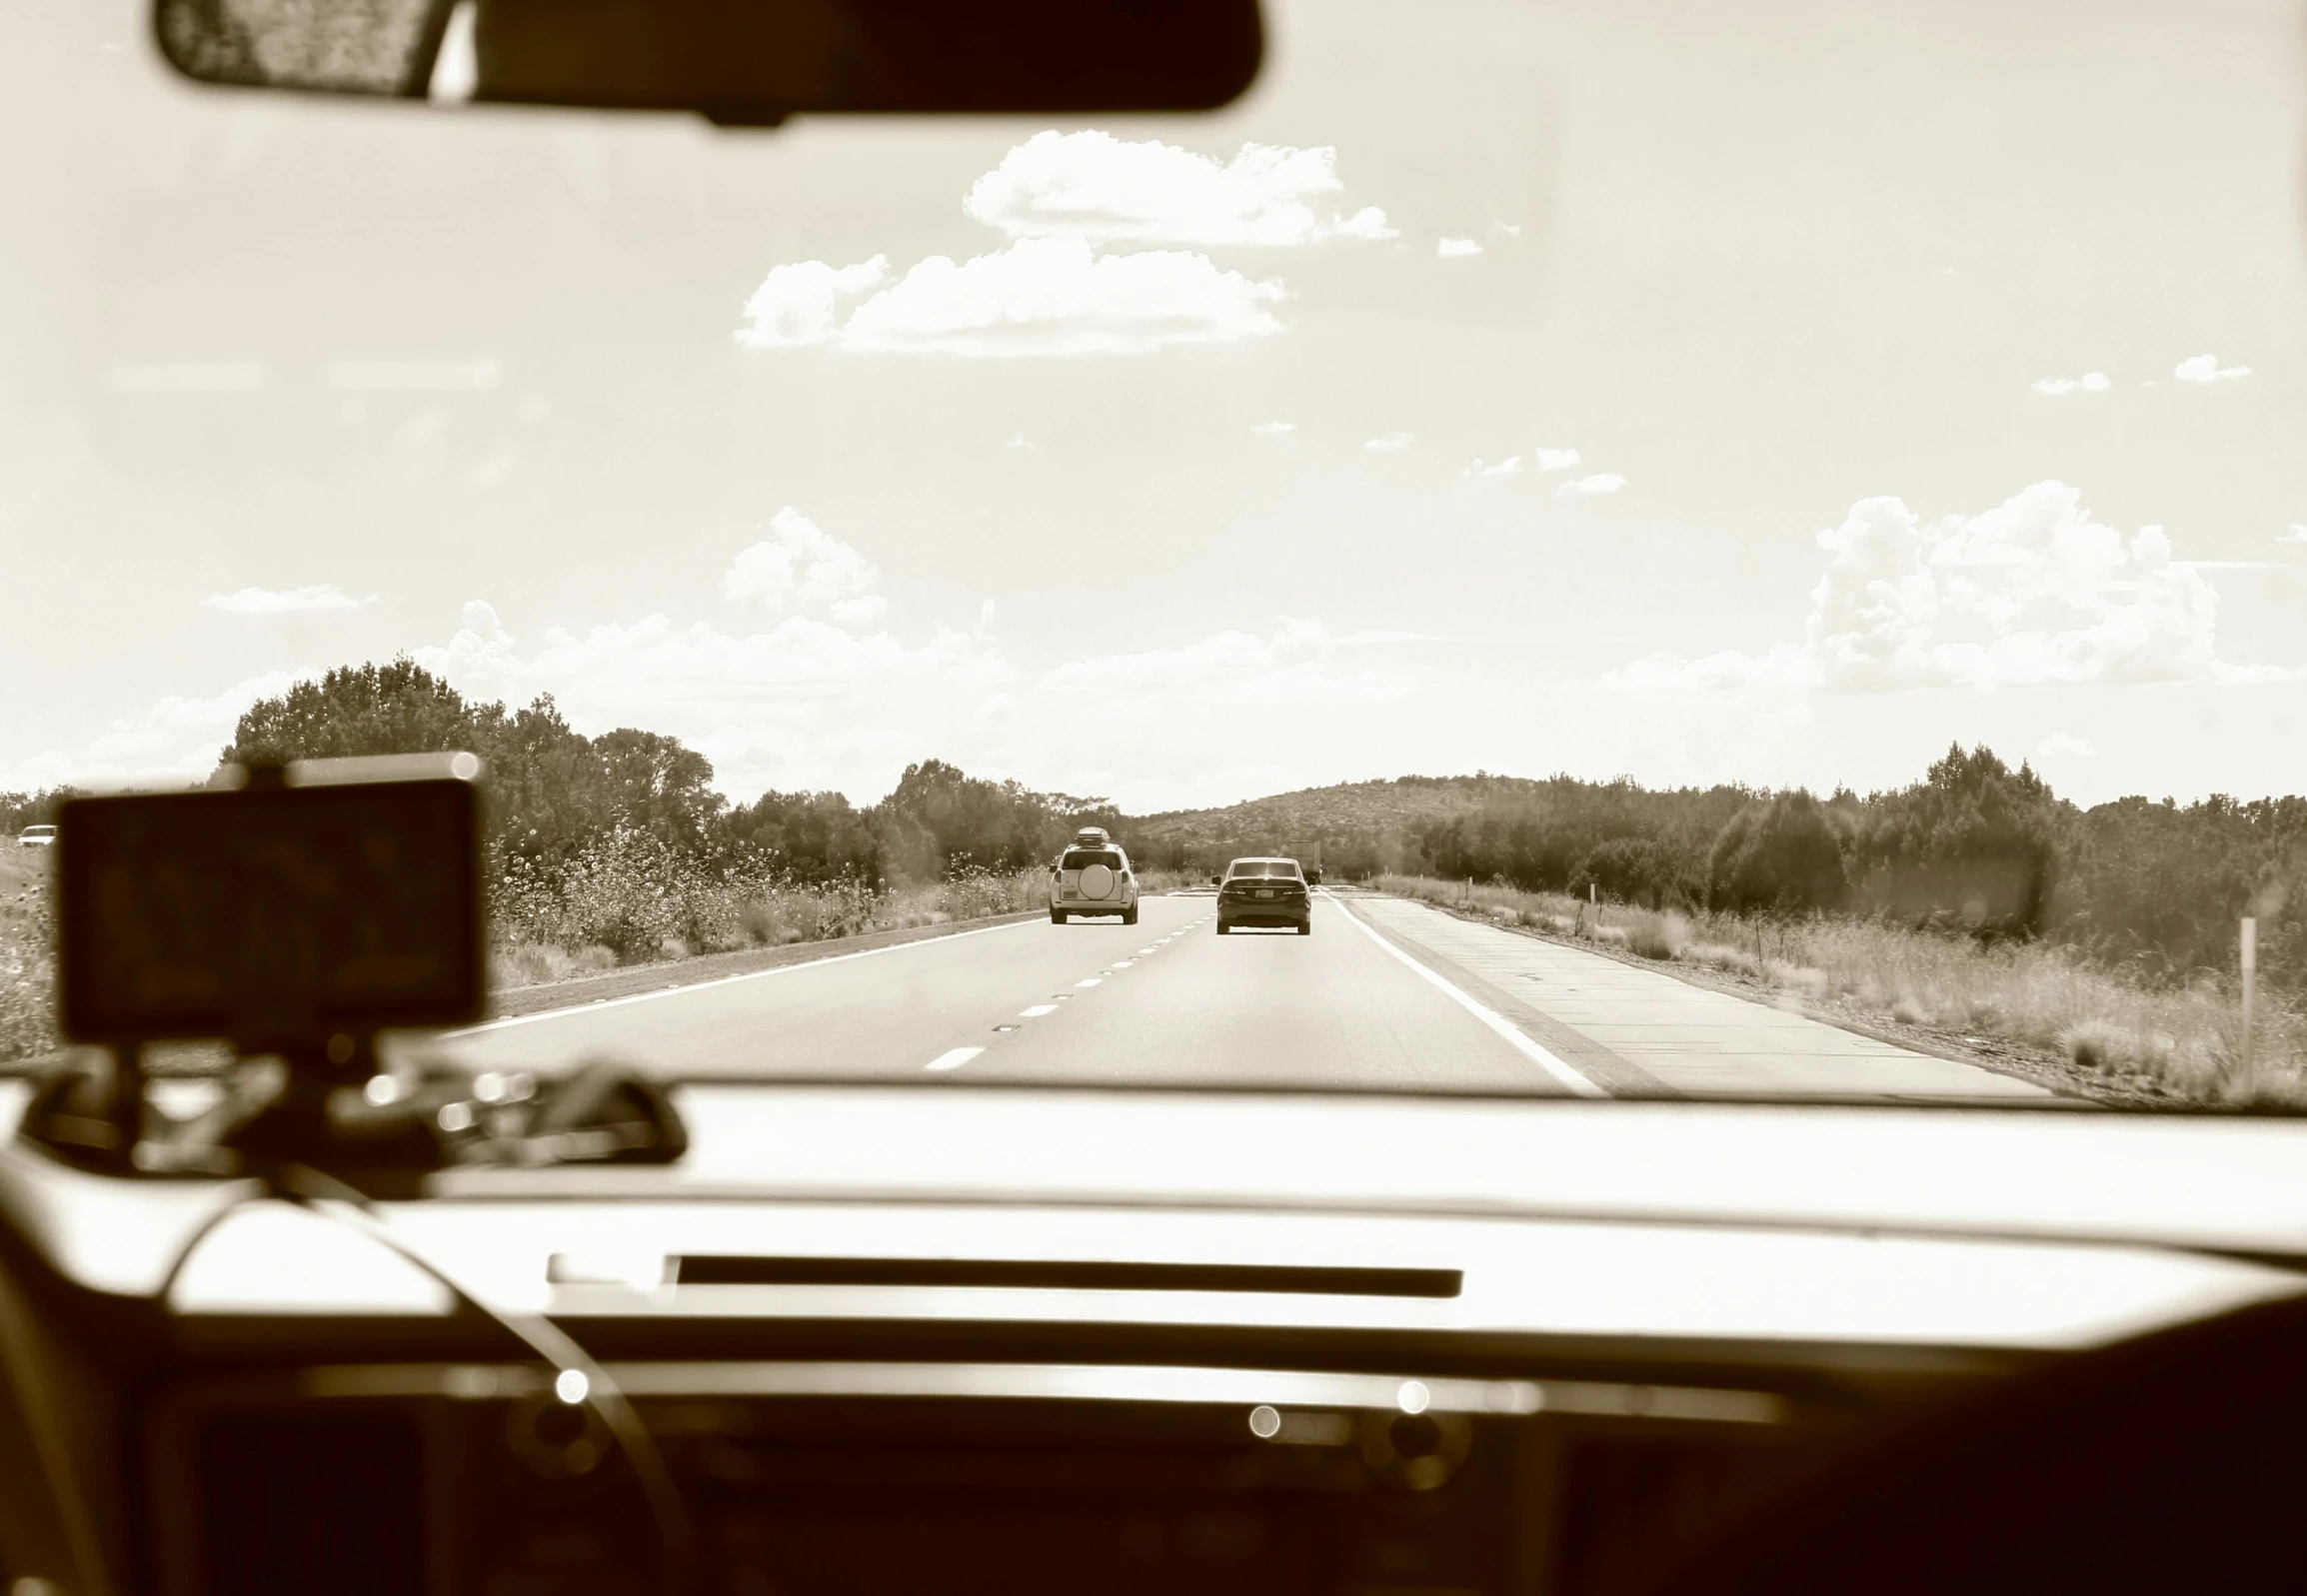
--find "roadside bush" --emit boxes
[1571,837,1685,909]
[0,856,58,1064]
[1625,911,1688,961]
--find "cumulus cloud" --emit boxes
[422,602,1003,725]
[2034,732,2098,761]
[0,669,313,792]
[1557,473,1626,498]
[1039,619,1413,718]
[1436,237,1482,258]
[1251,421,1295,437]
[1465,455,1524,478]
[2283,525,2307,546]
[735,259,892,348]
[28,543,1425,805]
[414,601,1408,796]
[1534,448,1580,472]
[2034,372,2110,396]
[2174,354,2251,383]
[416,583,1010,799]
[722,508,884,625]
[1607,481,2289,702]
[963,130,1395,247]
[203,584,372,615]
[735,130,1402,357]
[1363,432,1413,452]
[738,239,1285,357]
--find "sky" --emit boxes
[3,0,2306,812]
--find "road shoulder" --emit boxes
[484,910,1048,1020]
[1343,892,2054,1101]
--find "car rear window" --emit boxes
[1062,850,1123,870]
[1228,859,1301,878]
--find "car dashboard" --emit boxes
[5,1083,2306,1596]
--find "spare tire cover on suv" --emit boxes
[1080,863,1115,899]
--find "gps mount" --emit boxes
[20,754,685,1194]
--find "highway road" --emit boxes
[436,892,2049,1101]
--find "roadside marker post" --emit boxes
[2240,917,2256,1080]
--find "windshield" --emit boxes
[1,0,2301,1113]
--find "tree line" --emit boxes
[7,663,2297,998]
[1401,746,2300,997]
[3,662,1118,888]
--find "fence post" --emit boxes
[2240,917,2256,1080]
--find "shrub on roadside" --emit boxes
[0,859,58,1065]
[485,830,1046,986]
[1626,911,1689,961]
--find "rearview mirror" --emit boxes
[155,0,1264,125]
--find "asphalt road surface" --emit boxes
[435,893,2048,1101]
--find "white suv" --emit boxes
[1049,828,1140,925]
[16,824,56,848]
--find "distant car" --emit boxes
[1050,834,1140,924]
[16,824,55,848]
[1215,856,1311,934]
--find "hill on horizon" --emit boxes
[1125,772,1697,873]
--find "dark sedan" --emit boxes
[1215,856,1312,934]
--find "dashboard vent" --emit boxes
[666,1256,1463,1298]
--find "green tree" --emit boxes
[1848,745,2060,936]
[719,790,884,883]
[872,759,1108,878]
[1707,792,1848,914]
[594,728,725,851]
[223,659,477,765]
[221,662,726,867]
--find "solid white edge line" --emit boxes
[1322,893,1607,1098]
[442,916,1043,1037]
[924,1046,983,1073]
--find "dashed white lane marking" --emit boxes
[444,916,1042,1037]
[1112,959,1134,968]
[1019,1003,1058,1017]
[924,1046,984,1072]
[1323,894,1606,1098]
[1076,977,1103,987]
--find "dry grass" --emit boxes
[488,856,1051,990]
[0,845,57,1064]
[1374,873,2306,1107]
